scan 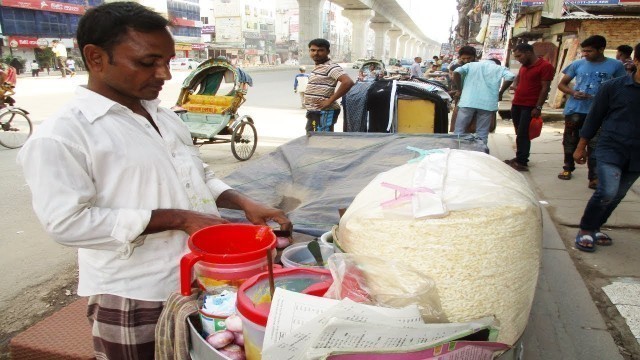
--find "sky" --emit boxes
[406,0,458,43]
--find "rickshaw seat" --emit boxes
[181,94,235,114]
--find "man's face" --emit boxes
[458,54,475,64]
[581,46,603,62]
[513,50,531,66]
[94,28,174,102]
[309,45,329,64]
[416,57,422,63]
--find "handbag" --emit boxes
[529,116,543,140]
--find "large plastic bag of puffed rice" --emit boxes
[337,149,542,345]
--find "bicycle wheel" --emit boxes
[0,110,32,149]
[230,120,257,161]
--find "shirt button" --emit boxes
[145,124,151,128]
[186,183,191,188]
[171,152,176,157]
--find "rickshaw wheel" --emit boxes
[231,120,257,161]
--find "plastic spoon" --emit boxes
[307,240,324,267]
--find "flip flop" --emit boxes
[558,170,572,180]
[594,232,613,246]
[575,233,596,252]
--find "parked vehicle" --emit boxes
[170,58,201,70]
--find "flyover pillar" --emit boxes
[297,0,325,65]
[387,29,402,60]
[369,22,392,62]
[342,9,374,61]
[406,38,417,59]
[398,34,409,60]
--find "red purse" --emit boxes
[529,116,543,140]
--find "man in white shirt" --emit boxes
[18,3,290,359]
[410,56,423,78]
[51,39,74,77]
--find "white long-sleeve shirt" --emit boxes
[17,86,232,301]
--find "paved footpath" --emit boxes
[492,101,640,359]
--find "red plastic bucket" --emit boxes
[180,224,276,296]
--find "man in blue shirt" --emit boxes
[453,59,515,144]
[293,66,309,109]
[573,42,640,252]
[557,35,626,188]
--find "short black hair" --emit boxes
[77,1,169,68]
[308,38,330,50]
[617,45,633,57]
[635,43,640,61]
[580,35,606,50]
[488,58,501,65]
[514,43,534,53]
[458,45,476,57]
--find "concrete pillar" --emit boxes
[415,41,423,58]
[369,22,392,62]
[398,34,409,60]
[406,38,417,59]
[342,9,374,61]
[297,0,325,66]
[387,29,402,60]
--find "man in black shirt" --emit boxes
[573,42,640,252]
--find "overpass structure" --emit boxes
[298,0,441,64]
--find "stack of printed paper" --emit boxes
[261,289,510,360]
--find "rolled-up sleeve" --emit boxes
[18,137,151,257]
[204,164,232,199]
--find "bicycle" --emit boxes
[0,104,32,149]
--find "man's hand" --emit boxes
[452,90,461,100]
[244,203,292,232]
[317,99,333,110]
[573,147,587,164]
[572,91,592,100]
[531,108,541,118]
[144,209,229,236]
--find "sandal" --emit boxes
[588,179,598,190]
[575,233,596,252]
[558,170,572,180]
[594,232,613,246]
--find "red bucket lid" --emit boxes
[236,268,333,326]
[188,224,276,264]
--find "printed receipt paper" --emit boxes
[261,288,496,360]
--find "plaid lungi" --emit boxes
[87,294,164,360]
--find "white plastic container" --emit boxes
[280,242,334,268]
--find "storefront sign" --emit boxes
[171,17,201,27]
[7,36,38,48]
[2,0,85,15]
[191,43,206,50]
[36,38,49,48]
[201,25,215,34]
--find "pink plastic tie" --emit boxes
[380,182,435,209]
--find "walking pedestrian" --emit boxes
[557,35,626,189]
[410,56,423,78]
[293,66,309,109]
[303,38,354,132]
[616,44,636,74]
[30,60,40,77]
[452,58,515,145]
[504,43,555,171]
[66,58,76,76]
[573,42,640,252]
[17,3,290,359]
[51,39,73,77]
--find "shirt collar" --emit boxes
[526,58,543,68]
[74,86,161,123]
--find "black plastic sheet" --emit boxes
[220,133,486,237]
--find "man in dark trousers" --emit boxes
[557,35,626,188]
[573,42,640,252]
[504,43,555,171]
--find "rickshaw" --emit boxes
[174,58,258,161]
[357,59,386,82]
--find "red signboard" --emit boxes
[2,0,86,15]
[171,17,197,27]
[7,36,38,48]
